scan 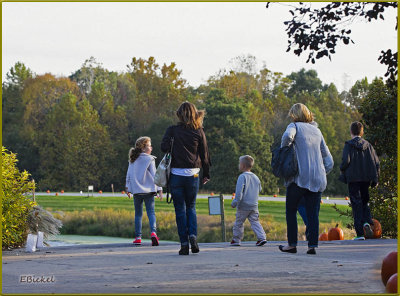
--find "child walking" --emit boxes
[126,136,163,246]
[231,155,267,246]
[339,122,380,240]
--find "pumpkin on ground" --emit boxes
[328,224,344,241]
[372,219,382,239]
[365,219,382,239]
[386,273,397,293]
[319,232,328,241]
[381,251,398,286]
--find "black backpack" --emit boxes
[271,123,298,179]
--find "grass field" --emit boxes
[36,195,351,225]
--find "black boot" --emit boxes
[179,244,189,255]
[189,236,200,254]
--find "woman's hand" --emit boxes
[202,177,210,185]
[126,191,132,199]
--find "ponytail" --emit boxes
[129,147,142,163]
[128,136,151,163]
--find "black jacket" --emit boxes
[339,137,380,184]
[161,124,211,179]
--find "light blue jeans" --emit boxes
[133,193,156,238]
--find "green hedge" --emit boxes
[2,147,36,249]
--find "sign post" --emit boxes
[88,185,94,198]
[208,194,226,242]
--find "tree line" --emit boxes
[2,55,380,195]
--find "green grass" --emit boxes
[37,195,351,225]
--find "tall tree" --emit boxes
[266,2,398,85]
[2,62,34,169]
[38,93,113,191]
[202,89,277,194]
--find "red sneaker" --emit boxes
[151,232,159,246]
[133,237,141,245]
[230,239,240,246]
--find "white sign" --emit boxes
[88,185,94,191]
[208,196,221,215]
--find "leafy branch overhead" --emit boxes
[266,2,398,83]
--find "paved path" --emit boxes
[3,239,395,294]
[34,192,350,205]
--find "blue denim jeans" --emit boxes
[286,183,321,248]
[170,173,199,245]
[297,197,308,226]
[133,193,156,238]
[348,181,373,237]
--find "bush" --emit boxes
[2,147,36,249]
[54,208,355,242]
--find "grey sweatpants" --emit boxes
[232,209,266,242]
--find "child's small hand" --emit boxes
[126,192,132,199]
[158,191,163,201]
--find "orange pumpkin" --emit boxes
[386,273,398,293]
[328,224,344,241]
[273,194,277,197]
[99,190,103,194]
[46,190,50,193]
[319,232,329,241]
[121,191,125,194]
[381,251,397,285]
[61,190,64,194]
[372,219,382,239]
[345,196,349,200]
[55,192,59,196]
[210,192,214,196]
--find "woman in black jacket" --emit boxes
[161,102,211,255]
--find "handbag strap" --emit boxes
[166,136,174,204]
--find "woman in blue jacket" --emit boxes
[279,103,334,255]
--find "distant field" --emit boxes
[36,195,351,225]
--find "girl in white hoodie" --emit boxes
[126,136,163,246]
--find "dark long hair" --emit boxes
[176,101,205,129]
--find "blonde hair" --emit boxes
[129,136,151,163]
[239,155,254,169]
[176,101,205,130]
[288,103,314,123]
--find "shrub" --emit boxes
[2,147,36,249]
[27,205,63,239]
[54,208,355,242]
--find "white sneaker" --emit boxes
[353,236,365,241]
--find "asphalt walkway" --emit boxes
[2,239,396,294]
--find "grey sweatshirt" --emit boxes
[231,172,262,211]
[126,153,162,194]
[281,122,334,193]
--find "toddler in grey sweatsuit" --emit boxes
[231,155,267,246]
